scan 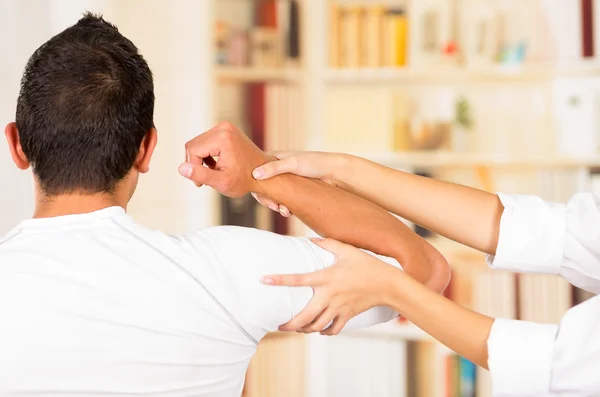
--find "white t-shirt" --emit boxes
[0,206,400,396]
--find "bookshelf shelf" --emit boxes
[216,66,305,83]
[354,151,600,169]
[346,322,432,341]
[323,63,600,84]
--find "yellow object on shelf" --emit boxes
[395,11,408,67]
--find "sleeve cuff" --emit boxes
[488,318,558,396]
[486,193,566,274]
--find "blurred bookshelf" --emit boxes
[210,0,600,396]
[323,62,600,84]
[216,66,305,83]
[354,151,600,169]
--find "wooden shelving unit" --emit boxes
[323,62,600,85]
[216,66,305,83]
[347,321,432,341]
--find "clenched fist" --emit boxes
[178,121,272,197]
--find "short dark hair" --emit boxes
[16,12,155,195]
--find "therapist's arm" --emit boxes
[263,237,493,366]
[253,152,504,255]
[264,238,600,396]
[179,123,450,292]
[254,153,600,293]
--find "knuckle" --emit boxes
[217,120,234,130]
[218,177,234,192]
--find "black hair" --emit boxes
[15,12,155,195]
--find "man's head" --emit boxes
[5,12,157,199]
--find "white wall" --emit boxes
[0,0,50,234]
[0,0,215,235]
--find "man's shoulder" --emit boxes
[170,225,287,244]
[0,228,23,250]
[170,225,318,261]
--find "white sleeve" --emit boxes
[487,192,600,293]
[487,295,600,396]
[178,226,401,342]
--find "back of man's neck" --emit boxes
[33,194,124,219]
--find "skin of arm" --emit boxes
[253,152,505,255]
[262,238,494,368]
[179,123,450,292]
[384,267,494,369]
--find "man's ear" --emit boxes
[135,127,158,174]
[4,122,29,170]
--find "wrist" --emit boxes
[250,153,277,196]
[331,154,356,189]
[379,268,409,308]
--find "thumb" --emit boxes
[178,162,219,187]
[310,238,349,258]
[253,157,299,180]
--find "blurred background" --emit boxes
[1,0,599,396]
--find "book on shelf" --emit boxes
[327,0,600,71]
[215,0,301,68]
[329,2,408,69]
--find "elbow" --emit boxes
[423,240,451,293]
[401,241,451,294]
[427,253,451,294]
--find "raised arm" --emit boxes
[178,123,449,292]
[253,152,504,255]
[253,152,600,292]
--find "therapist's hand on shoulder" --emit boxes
[178,121,272,197]
[251,151,346,215]
[261,237,402,335]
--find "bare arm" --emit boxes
[337,155,504,255]
[180,123,449,291]
[384,265,493,368]
[254,175,449,291]
[254,152,504,255]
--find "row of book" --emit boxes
[328,0,600,69]
[407,343,477,397]
[215,0,300,68]
[329,3,408,69]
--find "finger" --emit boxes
[278,206,292,217]
[251,192,281,213]
[321,315,348,336]
[261,271,323,287]
[185,142,221,163]
[203,156,218,169]
[278,298,327,332]
[310,238,349,258]
[184,128,224,162]
[252,157,299,180]
[178,162,220,187]
[300,308,337,334]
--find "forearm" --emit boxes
[335,155,504,255]
[255,174,450,291]
[385,269,494,368]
